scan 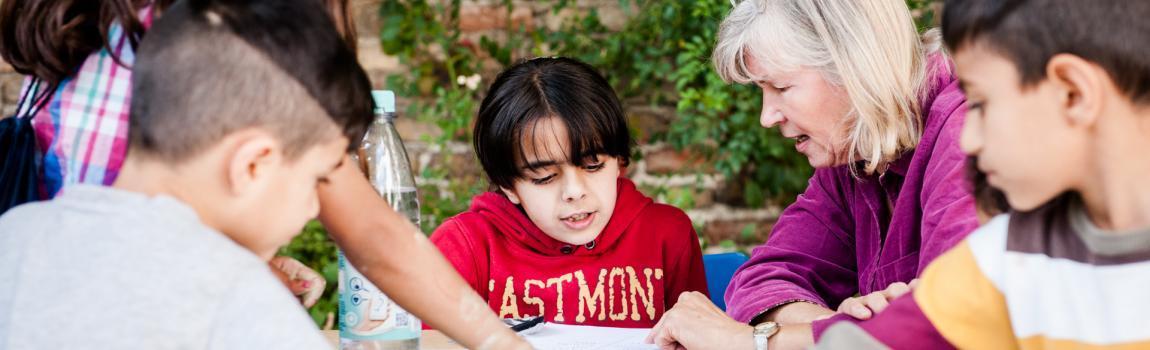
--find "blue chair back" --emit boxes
[702,252,749,311]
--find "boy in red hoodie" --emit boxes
[430,57,709,328]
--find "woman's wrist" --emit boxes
[758,301,835,324]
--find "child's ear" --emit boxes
[1047,53,1105,127]
[225,130,282,196]
[500,187,522,205]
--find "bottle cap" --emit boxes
[372,90,396,115]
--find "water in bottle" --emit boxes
[339,90,421,350]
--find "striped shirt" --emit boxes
[816,195,1150,349]
[18,8,153,198]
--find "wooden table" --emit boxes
[322,330,463,350]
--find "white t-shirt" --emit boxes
[0,185,330,349]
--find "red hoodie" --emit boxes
[430,177,708,328]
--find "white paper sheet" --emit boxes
[522,323,658,350]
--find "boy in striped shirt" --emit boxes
[813,0,1150,348]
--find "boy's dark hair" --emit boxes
[473,57,633,190]
[942,0,1150,104]
[130,0,373,162]
[967,157,1010,217]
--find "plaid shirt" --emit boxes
[20,8,152,198]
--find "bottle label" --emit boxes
[338,250,421,341]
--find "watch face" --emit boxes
[754,321,780,336]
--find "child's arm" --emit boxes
[813,238,1014,349]
[317,157,528,350]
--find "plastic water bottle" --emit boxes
[339,90,421,350]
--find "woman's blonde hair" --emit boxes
[713,0,947,174]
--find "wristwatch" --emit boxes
[752,321,780,350]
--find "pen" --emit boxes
[506,316,546,333]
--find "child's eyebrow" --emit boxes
[522,160,558,170]
[329,158,344,173]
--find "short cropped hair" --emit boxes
[713,0,945,174]
[473,57,633,190]
[943,0,1150,105]
[130,0,374,162]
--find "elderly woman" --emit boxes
[648,0,977,349]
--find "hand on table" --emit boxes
[831,279,918,320]
[269,256,327,308]
[646,292,755,350]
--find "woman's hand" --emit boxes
[833,279,917,320]
[269,256,327,308]
[646,292,755,350]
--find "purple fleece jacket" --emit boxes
[724,57,979,332]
